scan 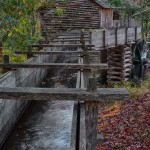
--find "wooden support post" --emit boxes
[82,29,99,149]
[125,28,128,44]
[80,30,85,45]
[85,76,98,150]
[27,45,33,59]
[80,30,90,64]
[101,30,107,69]
[89,31,92,45]
[135,27,137,41]
[3,55,10,73]
[103,30,106,49]
[38,40,43,51]
[70,102,78,150]
[79,102,86,150]
[80,30,86,52]
[115,28,118,46]
[86,77,97,92]
[85,102,99,150]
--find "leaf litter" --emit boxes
[97,93,150,150]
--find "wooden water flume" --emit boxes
[0,31,130,150]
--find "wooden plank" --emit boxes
[70,102,78,150]
[91,27,141,48]
[115,28,118,46]
[85,102,98,150]
[76,56,81,88]
[0,63,108,70]
[30,44,94,47]
[103,30,106,48]
[80,58,84,89]
[79,103,86,150]
[125,28,128,44]
[76,71,81,88]
[85,77,98,150]
[0,87,129,101]
[51,39,90,42]
[14,50,100,55]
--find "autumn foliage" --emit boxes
[98,94,150,150]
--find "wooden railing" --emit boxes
[91,27,141,49]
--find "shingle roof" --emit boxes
[93,0,112,8]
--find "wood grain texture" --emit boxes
[91,27,141,48]
[70,102,78,150]
[15,50,100,55]
[85,102,99,150]
[0,87,129,101]
[0,63,108,70]
[80,103,86,150]
[30,44,94,47]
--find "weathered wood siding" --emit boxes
[40,0,140,42]
[113,19,140,28]
[100,8,113,28]
[0,50,57,147]
[92,27,141,48]
[41,0,100,38]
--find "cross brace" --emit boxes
[0,87,129,101]
[0,63,108,70]
[14,50,100,55]
[30,44,94,47]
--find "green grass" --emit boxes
[111,75,150,98]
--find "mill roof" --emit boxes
[93,0,113,8]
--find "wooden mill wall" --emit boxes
[100,8,113,28]
[40,0,140,41]
[41,0,100,38]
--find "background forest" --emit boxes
[0,0,150,61]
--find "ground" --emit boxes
[97,93,150,150]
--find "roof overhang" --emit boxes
[93,0,115,9]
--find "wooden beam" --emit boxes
[50,39,90,42]
[115,28,118,46]
[103,30,106,48]
[14,50,100,55]
[135,27,137,41]
[70,102,78,150]
[3,55,10,73]
[0,63,108,70]
[92,27,141,48]
[76,56,82,88]
[0,87,129,101]
[85,76,98,150]
[85,102,98,150]
[30,44,94,48]
[79,103,86,150]
[125,28,128,44]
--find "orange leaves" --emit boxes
[97,93,150,150]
